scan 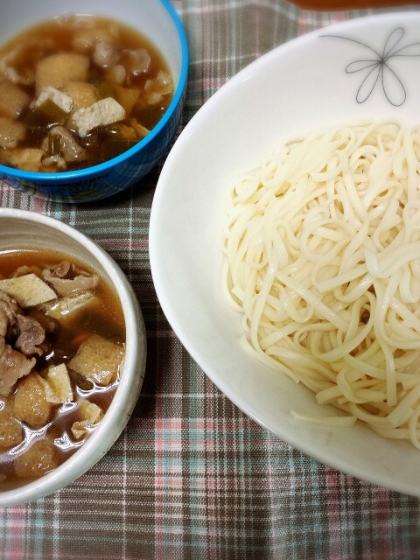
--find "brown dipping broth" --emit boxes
[0,249,125,485]
[0,15,174,170]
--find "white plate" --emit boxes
[150,12,420,496]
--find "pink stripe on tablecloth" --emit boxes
[326,468,341,560]
[4,506,26,559]
[33,196,47,215]
[374,486,393,559]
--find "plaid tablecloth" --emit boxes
[2,1,420,559]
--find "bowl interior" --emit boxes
[0,0,184,87]
[0,210,146,506]
[150,11,420,497]
[0,0,188,195]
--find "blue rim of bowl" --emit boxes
[0,0,189,183]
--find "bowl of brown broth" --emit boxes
[0,0,188,203]
[0,208,146,506]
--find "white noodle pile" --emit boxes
[222,119,420,449]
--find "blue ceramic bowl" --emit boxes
[0,0,188,203]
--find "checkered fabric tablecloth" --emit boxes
[2,1,420,559]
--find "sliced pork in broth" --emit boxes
[0,249,125,483]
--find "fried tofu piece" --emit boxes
[113,123,138,142]
[40,364,73,404]
[0,81,31,119]
[14,373,51,429]
[104,64,126,86]
[0,398,23,451]
[42,292,97,321]
[114,85,140,116]
[72,97,125,137]
[71,399,103,440]
[0,148,45,172]
[14,438,58,478]
[68,334,124,385]
[35,53,90,96]
[65,81,98,111]
[0,273,57,308]
[129,118,150,140]
[34,86,73,113]
[0,117,25,148]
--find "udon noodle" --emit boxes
[222,119,420,449]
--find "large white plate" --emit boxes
[150,12,420,496]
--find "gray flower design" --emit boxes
[321,27,420,106]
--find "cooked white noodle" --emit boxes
[222,119,420,449]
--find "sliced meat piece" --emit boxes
[72,27,119,55]
[42,262,98,296]
[43,126,87,163]
[0,309,8,338]
[48,261,71,278]
[145,70,173,105]
[92,41,119,69]
[15,315,46,357]
[0,337,36,397]
[41,154,66,170]
[0,290,21,337]
[122,48,150,76]
[44,273,98,296]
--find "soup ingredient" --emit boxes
[71,399,103,440]
[223,119,420,449]
[0,15,174,172]
[0,401,22,450]
[14,439,58,479]
[0,250,125,482]
[72,97,126,137]
[0,81,30,119]
[0,118,26,149]
[0,272,56,306]
[68,334,124,386]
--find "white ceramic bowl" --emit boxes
[150,12,420,497]
[0,209,146,507]
[0,0,188,202]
